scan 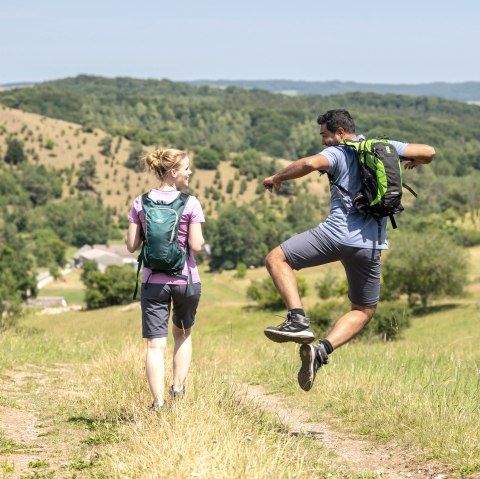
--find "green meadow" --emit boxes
[1,251,479,478]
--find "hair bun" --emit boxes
[146,149,164,168]
[144,147,187,182]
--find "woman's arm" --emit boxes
[125,222,142,253]
[188,223,205,253]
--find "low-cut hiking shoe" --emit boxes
[149,401,166,412]
[297,342,329,392]
[169,385,185,401]
[264,312,315,344]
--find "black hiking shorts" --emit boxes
[140,283,201,339]
[281,228,381,307]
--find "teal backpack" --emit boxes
[324,138,416,241]
[133,192,191,299]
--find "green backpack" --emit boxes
[325,138,416,241]
[133,192,190,299]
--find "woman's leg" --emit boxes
[145,337,167,405]
[170,283,201,392]
[171,325,192,389]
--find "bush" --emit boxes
[315,271,338,299]
[83,264,136,309]
[307,300,346,336]
[247,276,307,310]
[307,299,411,342]
[382,229,468,308]
[193,147,220,170]
[207,205,268,271]
[234,262,247,279]
[0,239,37,325]
[124,142,144,172]
[360,301,411,341]
[231,149,276,179]
[4,138,26,165]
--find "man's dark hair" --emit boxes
[317,109,356,134]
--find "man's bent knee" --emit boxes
[265,246,287,270]
[351,303,377,322]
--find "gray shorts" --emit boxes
[140,283,201,339]
[281,228,381,307]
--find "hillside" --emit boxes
[0,106,325,220]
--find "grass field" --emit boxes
[39,268,85,305]
[0,250,479,478]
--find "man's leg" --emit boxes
[265,246,303,309]
[325,303,377,349]
[145,337,167,406]
[298,304,376,391]
[264,246,315,344]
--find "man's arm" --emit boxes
[263,153,329,193]
[401,143,436,170]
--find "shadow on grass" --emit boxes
[67,416,118,430]
[412,303,458,317]
[242,304,283,314]
[67,417,125,445]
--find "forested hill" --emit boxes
[1,75,480,313]
[1,75,480,176]
[190,79,480,102]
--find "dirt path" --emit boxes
[0,365,92,479]
[0,366,458,479]
[239,384,454,479]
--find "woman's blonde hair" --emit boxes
[144,148,188,183]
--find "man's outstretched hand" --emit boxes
[403,158,423,170]
[263,175,281,193]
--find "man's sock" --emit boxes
[320,339,334,355]
[288,308,306,317]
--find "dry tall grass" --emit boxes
[78,343,334,478]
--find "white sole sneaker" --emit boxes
[264,328,315,344]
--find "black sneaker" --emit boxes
[169,385,185,401]
[297,342,329,391]
[264,312,315,344]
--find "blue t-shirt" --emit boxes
[318,135,408,250]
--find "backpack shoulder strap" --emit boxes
[141,192,150,206]
[179,192,190,204]
[341,139,362,152]
[133,193,151,300]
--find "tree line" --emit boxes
[0,76,477,324]
[1,75,480,176]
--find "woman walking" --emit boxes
[126,148,205,410]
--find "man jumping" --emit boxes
[262,109,435,391]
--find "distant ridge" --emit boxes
[0,81,37,90]
[3,78,480,102]
[189,79,480,102]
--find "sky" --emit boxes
[1,0,478,85]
